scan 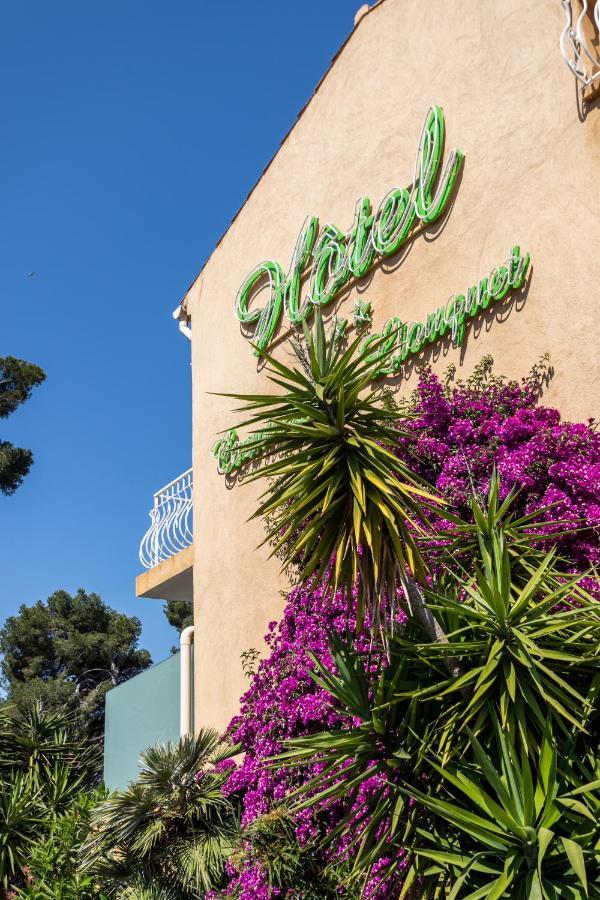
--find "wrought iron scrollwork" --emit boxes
[559,0,600,90]
[139,468,193,568]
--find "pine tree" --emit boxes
[0,355,46,494]
[164,598,193,633]
[0,589,152,737]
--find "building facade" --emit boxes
[133,0,600,743]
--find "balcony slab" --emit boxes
[136,545,193,603]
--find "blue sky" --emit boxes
[0,0,359,662]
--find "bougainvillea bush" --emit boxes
[396,357,600,575]
[219,358,600,897]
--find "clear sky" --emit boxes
[0,0,360,663]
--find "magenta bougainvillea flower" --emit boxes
[217,365,600,897]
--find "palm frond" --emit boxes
[81,731,237,896]
[217,311,443,631]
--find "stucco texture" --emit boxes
[186,0,600,731]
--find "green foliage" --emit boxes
[276,626,438,883]
[404,476,599,756]
[232,808,361,898]
[240,648,260,680]
[0,589,152,739]
[0,703,102,895]
[219,310,439,630]
[0,441,35,496]
[277,480,600,895]
[217,317,599,894]
[82,732,239,897]
[0,703,97,793]
[0,357,46,419]
[13,793,105,899]
[401,352,554,411]
[401,719,600,898]
[0,772,41,891]
[164,600,194,635]
[0,355,46,495]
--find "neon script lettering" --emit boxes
[212,428,270,476]
[362,246,531,375]
[235,106,464,354]
[215,248,530,476]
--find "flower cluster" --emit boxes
[224,581,356,824]
[395,367,600,573]
[219,365,600,897]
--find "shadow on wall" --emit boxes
[386,267,534,390]
[576,77,600,121]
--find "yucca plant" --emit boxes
[401,718,600,899]
[0,702,97,788]
[218,315,600,894]
[82,731,238,897]
[0,772,42,890]
[275,478,600,890]
[218,311,447,640]
[399,479,600,756]
[275,628,437,884]
[0,702,99,894]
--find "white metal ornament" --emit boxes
[559,0,600,90]
[139,468,193,568]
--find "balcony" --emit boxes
[136,468,193,604]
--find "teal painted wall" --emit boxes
[103,652,181,790]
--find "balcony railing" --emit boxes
[139,468,193,569]
[559,0,600,90]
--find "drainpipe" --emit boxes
[180,626,194,737]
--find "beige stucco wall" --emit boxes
[187,0,600,732]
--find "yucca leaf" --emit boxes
[561,838,588,895]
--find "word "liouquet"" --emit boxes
[362,245,530,374]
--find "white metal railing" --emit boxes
[139,468,193,568]
[559,0,600,90]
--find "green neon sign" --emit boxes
[212,428,269,476]
[216,246,530,475]
[361,246,530,375]
[235,105,464,354]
